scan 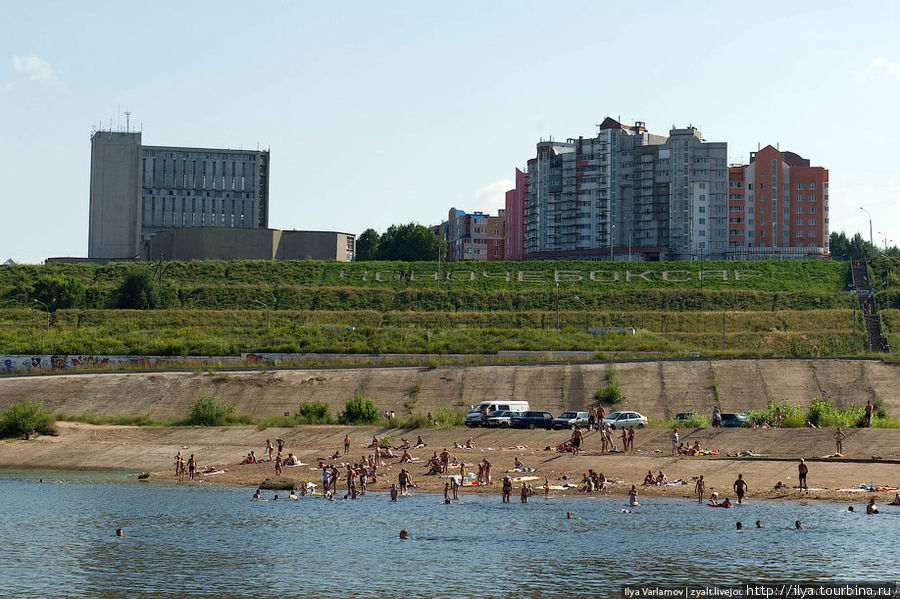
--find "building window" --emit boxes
[808,219,817,225]
[760,183,765,190]
[796,195,804,201]
[797,218,803,226]
[808,183,817,190]
[797,207,804,214]
[808,207,817,214]
[796,183,804,190]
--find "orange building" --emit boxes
[727,146,828,258]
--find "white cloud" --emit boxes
[11,54,59,84]
[471,179,513,213]
[854,56,900,82]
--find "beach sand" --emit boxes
[1,422,898,504]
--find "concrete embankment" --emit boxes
[0,358,898,421]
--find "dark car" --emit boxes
[510,411,554,430]
[720,412,751,427]
[674,412,695,424]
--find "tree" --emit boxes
[113,272,160,309]
[376,223,445,262]
[829,231,879,261]
[31,276,86,311]
[356,228,381,261]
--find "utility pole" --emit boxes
[859,206,873,247]
[722,313,726,351]
[610,224,615,261]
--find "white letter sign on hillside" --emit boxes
[590,270,620,282]
[555,270,584,282]
[518,271,547,284]
[482,270,511,282]
[662,270,691,282]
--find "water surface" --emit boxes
[0,470,896,598]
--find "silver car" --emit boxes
[602,410,648,430]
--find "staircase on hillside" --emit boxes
[850,261,889,352]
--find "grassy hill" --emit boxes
[0,259,890,359]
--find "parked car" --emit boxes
[602,411,648,430]
[510,411,555,430]
[483,410,523,428]
[465,400,531,427]
[720,412,751,427]
[552,411,590,430]
[674,412,695,423]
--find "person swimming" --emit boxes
[755,521,763,528]
[115,528,124,537]
[795,520,804,529]
[866,498,879,514]
[736,522,743,530]
[399,529,412,539]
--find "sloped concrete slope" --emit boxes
[0,359,897,420]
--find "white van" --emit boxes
[465,400,530,427]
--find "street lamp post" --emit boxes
[32,299,50,331]
[609,224,616,262]
[573,295,588,333]
[555,282,560,332]
[859,206,873,247]
[253,299,270,331]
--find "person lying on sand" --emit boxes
[466,437,476,449]
[414,436,426,449]
[395,438,411,450]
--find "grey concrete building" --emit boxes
[522,117,727,261]
[142,228,356,262]
[88,131,270,259]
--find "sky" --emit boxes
[1,0,899,263]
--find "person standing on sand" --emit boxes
[484,459,492,485]
[265,440,273,461]
[588,406,596,431]
[571,428,584,456]
[187,454,197,482]
[597,405,606,430]
[439,449,450,474]
[775,407,782,428]
[274,452,284,476]
[864,400,873,428]
[694,475,706,504]
[671,428,679,456]
[733,474,748,504]
[834,427,846,455]
[600,426,609,453]
[798,459,808,491]
[627,426,635,453]
[343,434,350,455]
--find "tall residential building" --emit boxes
[88,130,270,259]
[727,146,829,258]
[430,208,505,262]
[521,118,728,261]
[504,168,527,260]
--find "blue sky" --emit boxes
[2,0,899,263]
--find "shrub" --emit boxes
[0,401,56,438]
[185,394,247,426]
[113,272,160,309]
[433,407,466,428]
[31,275,86,311]
[665,414,711,428]
[339,394,380,425]
[595,370,623,405]
[746,399,806,427]
[296,400,334,424]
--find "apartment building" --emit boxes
[727,146,829,259]
[89,130,269,259]
[504,168,527,260]
[431,208,505,262]
[521,118,728,261]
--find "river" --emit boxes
[0,470,896,598]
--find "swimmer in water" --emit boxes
[848,506,855,512]
[567,512,573,519]
[399,529,412,540]
[253,488,261,499]
[756,521,763,528]
[736,522,743,530]
[795,520,804,529]
[116,528,124,537]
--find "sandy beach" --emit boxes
[2,422,898,504]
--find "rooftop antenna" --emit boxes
[124,111,131,133]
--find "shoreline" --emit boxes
[1,422,897,505]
